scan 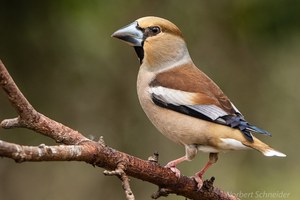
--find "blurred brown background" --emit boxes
[0,1,299,199]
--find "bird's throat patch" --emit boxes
[134,46,144,64]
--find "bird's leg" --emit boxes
[165,145,197,177]
[165,156,188,177]
[194,153,218,190]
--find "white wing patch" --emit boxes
[149,86,229,120]
[149,86,195,105]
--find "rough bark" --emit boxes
[0,60,238,200]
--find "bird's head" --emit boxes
[112,16,191,71]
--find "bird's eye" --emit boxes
[144,26,161,37]
[149,26,161,35]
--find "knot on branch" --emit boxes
[147,151,159,163]
[38,143,55,155]
[151,187,172,199]
[12,145,26,163]
[97,136,106,146]
[202,176,215,192]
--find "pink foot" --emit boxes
[193,174,203,190]
[164,156,187,178]
[165,162,181,177]
[193,157,216,190]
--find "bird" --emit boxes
[111,16,286,189]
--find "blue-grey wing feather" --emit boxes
[151,93,271,142]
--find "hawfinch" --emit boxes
[112,16,286,189]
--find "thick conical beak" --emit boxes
[111,21,143,47]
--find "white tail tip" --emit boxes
[263,149,286,157]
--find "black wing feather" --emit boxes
[152,94,271,142]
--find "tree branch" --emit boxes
[0,60,238,200]
[104,163,135,200]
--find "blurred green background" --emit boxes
[0,0,299,199]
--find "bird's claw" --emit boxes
[165,164,181,177]
[169,166,181,177]
[193,174,203,190]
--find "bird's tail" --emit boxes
[243,137,286,157]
